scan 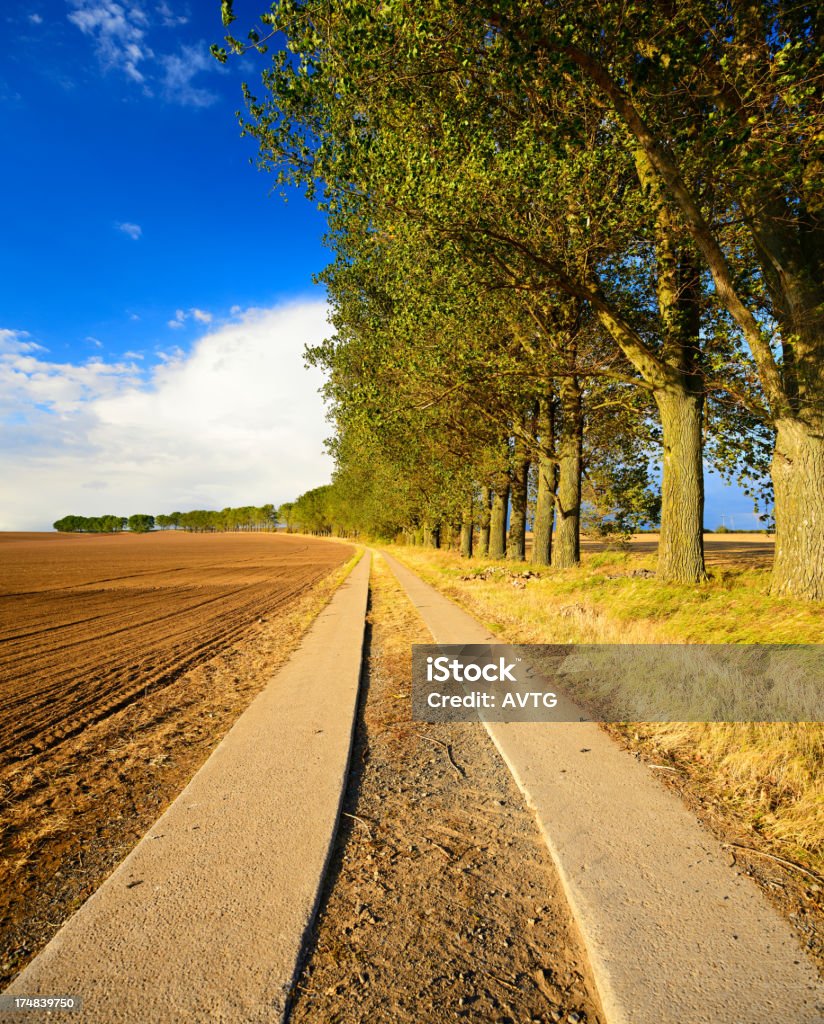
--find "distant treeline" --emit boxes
[53,505,279,534]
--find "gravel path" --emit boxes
[289,553,603,1024]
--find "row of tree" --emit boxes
[157,505,279,532]
[219,1,823,599]
[53,505,279,534]
[53,515,155,534]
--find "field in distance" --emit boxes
[0,531,351,766]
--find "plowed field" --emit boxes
[0,532,350,765]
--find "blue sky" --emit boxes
[1,1,337,530]
[0,2,765,530]
[2,1,326,350]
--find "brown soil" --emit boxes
[0,532,349,762]
[0,532,353,986]
[289,554,603,1024]
[527,532,775,569]
[624,533,775,568]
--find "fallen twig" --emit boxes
[723,842,824,885]
[416,732,465,778]
[480,969,521,993]
[417,833,453,859]
[342,812,374,840]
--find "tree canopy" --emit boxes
[217,0,822,597]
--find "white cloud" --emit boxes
[86,336,103,348]
[158,44,218,107]
[1,329,142,418]
[168,308,212,328]
[155,346,184,363]
[0,328,46,354]
[156,2,188,27]
[116,221,142,240]
[66,4,217,107]
[0,301,334,529]
[129,313,141,321]
[67,2,153,84]
[29,13,44,24]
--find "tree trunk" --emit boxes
[531,398,555,566]
[507,440,530,561]
[460,504,474,559]
[423,524,440,548]
[477,486,491,557]
[552,378,582,568]
[489,483,509,560]
[770,418,824,599]
[655,386,707,583]
[632,151,707,584]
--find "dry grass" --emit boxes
[550,644,822,723]
[386,544,824,876]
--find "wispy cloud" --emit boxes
[67,2,153,84]
[156,2,188,28]
[156,346,184,363]
[1,327,143,418]
[1,302,333,529]
[0,328,46,354]
[168,307,212,328]
[29,13,44,24]
[86,336,104,348]
[0,79,23,105]
[65,4,217,107]
[116,221,142,240]
[158,45,218,107]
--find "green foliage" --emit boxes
[161,505,280,532]
[127,514,155,534]
[582,464,661,543]
[290,486,334,534]
[53,506,280,534]
[53,515,127,533]
[216,0,824,593]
